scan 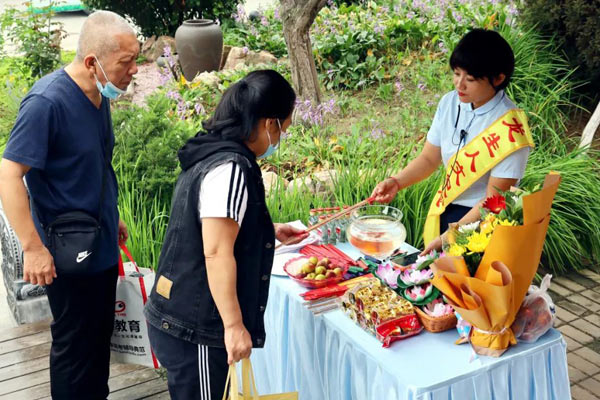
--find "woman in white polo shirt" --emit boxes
[371,29,534,254]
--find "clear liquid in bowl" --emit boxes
[347,217,407,259]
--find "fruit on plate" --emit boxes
[287,256,343,282]
[301,262,316,274]
[317,257,329,267]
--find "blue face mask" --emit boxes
[94,57,126,100]
[258,119,285,159]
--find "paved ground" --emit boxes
[549,268,600,399]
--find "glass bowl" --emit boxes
[347,205,407,260]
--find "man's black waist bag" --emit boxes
[44,210,101,274]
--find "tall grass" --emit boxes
[521,146,600,273]
[116,168,170,269]
[501,24,584,151]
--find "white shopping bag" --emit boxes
[110,244,160,368]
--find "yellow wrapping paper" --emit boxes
[223,359,298,400]
[431,173,561,356]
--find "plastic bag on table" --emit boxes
[511,274,556,343]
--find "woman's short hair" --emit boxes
[449,29,515,91]
[202,70,296,141]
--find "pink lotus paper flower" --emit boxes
[377,263,401,289]
[414,254,430,266]
[423,299,454,317]
[406,283,433,301]
[400,268,433,286]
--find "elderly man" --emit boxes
[0,10,138,399]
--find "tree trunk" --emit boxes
[580,100,600,150]
[280,0,327,105]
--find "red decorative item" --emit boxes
[482,194,506,214]
[300,244,358,269]
[300,285,348,300]
[376,314,423,348]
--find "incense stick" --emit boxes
[275,198,372,250]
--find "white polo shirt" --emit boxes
[426,90,530,208]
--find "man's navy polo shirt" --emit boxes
[3,68,119,271]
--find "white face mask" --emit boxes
[93,56,126,99]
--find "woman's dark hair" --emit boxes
[202,69,296,141]
[449,29,515,91]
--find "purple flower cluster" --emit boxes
[163,45,176,68]
[412,0,431,13]
[295,98,338,126]
[394,81,405,94]
[166,90,187,120]
[370,127,385,140]
[317,18,338,37]
[158,67,171,86]
[368,121,386,141]
[438,41,448,54]
[158,45,180,85]
[194,102,205,116]
[417,82,427,91]
[232,4,247,23]
[452,10,464,24]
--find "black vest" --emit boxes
[144,148,275,348]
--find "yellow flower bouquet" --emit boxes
[443,184,531,276]
[432,173,561,356]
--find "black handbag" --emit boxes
[44,209,103,273]
[35,113,111,274]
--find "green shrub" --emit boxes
[82,0,238,37]
[0,58,31,155]
[519,0,600,96]
[0,5,64,79]
[111,94,197,208]
[224,1,521,90]
[221,7,287,58]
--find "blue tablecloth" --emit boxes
[249,243,571,400]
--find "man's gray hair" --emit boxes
[76,10,136,61]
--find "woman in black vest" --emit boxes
[144,70,308,400]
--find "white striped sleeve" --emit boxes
[199,162,248,226]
